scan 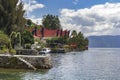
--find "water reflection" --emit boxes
[0,71,22,80]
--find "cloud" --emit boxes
[22,0,45,23]
[73,0,79,5]
[23,0,45,12]
[28,15,42,25]
[60,2,120,36]
[31,18,42,25]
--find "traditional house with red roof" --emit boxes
[31,27,70,39]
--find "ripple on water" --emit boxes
[0,48,120,80]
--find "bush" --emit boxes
[0,50,5,54]
[35,48,42,51]
[63,45,70,49]
[34,39,46,48]
[0,49,9,54]
[10,49,16,54]
[25,43,31,49]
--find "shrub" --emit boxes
[63,45,70,49]
[10,49,16,54]
[35,48,42,51]
[25,43,31,49]
[0,49,9,54]
[0,50,5,54]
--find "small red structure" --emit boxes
[70,43,77,49]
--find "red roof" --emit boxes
[44,28,57,37]
[30,27,70,38]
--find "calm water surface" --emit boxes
[0,48,120,80]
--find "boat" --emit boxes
[39,48,51,55]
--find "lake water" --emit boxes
[0,48,120,80]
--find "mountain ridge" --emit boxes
[88,35,120,48]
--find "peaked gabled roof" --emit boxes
[29,27,70,38]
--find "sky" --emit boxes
[22,0,120,36]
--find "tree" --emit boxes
[68,31,89,50]
[57,36,68,44]
[21,30,34,45]
[84,38,89,47]
[42,14,61,29]
[0,0,26,35]
[77,32,85,48]
[26,19,32,26]
[68,30,78,45]
[71,30,77,37]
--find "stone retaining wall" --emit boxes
[0,55,52,70]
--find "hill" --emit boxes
[88,35,120,48]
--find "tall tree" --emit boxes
[26,19,32,26]
[77,32,85,48]
[42,14,61,29]
[68,31,89,50]
[21,30,34,45]
[71,30,77,37]
[0,0,26,35]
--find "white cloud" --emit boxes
[73,0,79,5]
[60,2,120,36]
[22,0,44,23]
[29,3,44,12]
[31,0,37,4]
[28,15,42,25]
[23,0,45,12]
[31,18,42,25]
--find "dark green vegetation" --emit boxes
[42,14,61,29]
[68,30,89,50]
[0,31,10,48]
[0,0,34,54]
[26,19,32,27]
[21,30,34,46]
[10,32,21,49]
[0,31,10,52]
[0,31,16,54]
[46,30,88,51]
[0,0,26,35]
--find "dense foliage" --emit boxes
[26,19,32,26]
[10,32,21,49]
[0,0,26,35]
[68,30,89,50]
[42,14,61,29]
[46,30,88,50]
[21,30,34,45]
[0,31,10,49]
